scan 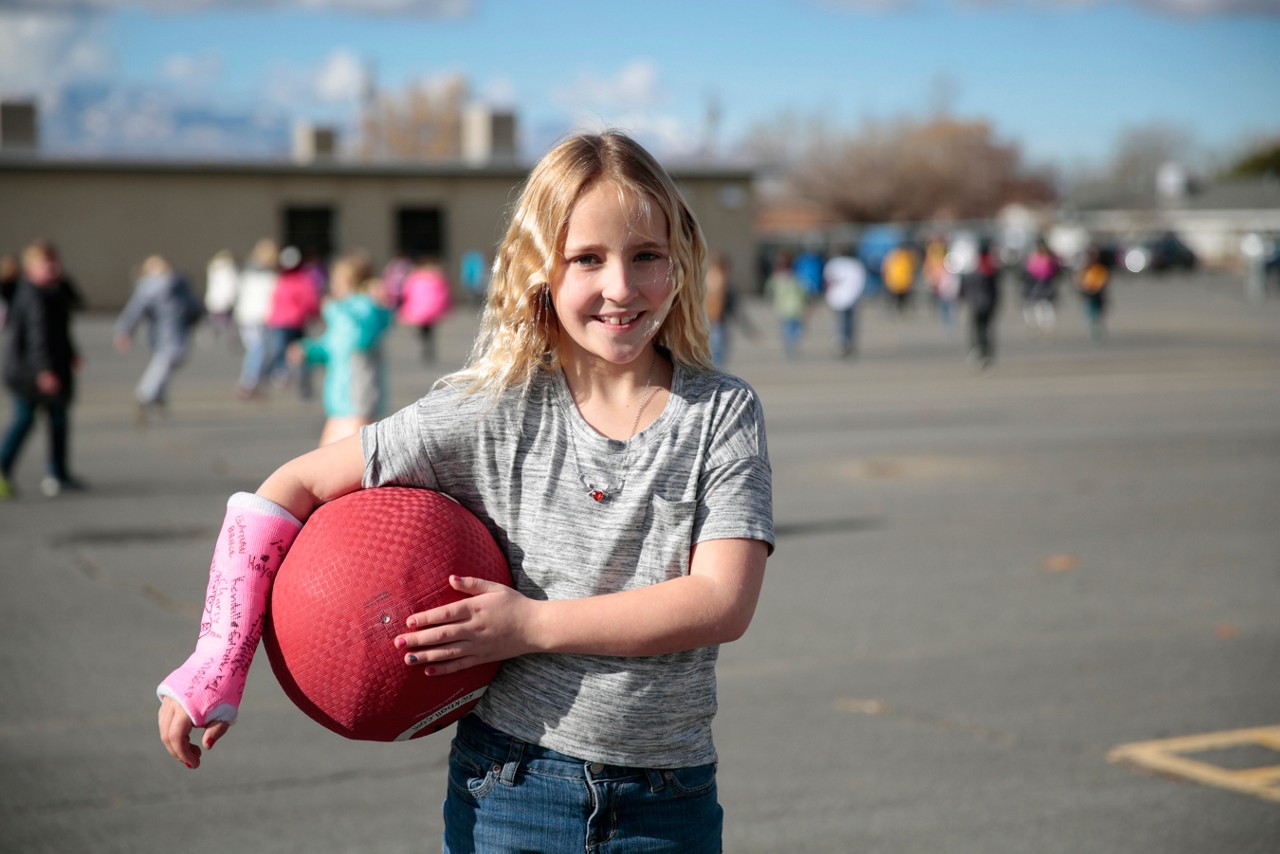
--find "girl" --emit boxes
[157,131,774,852]
[233,238,279,399]
[265,245,321,396]
[114,255,202,425]
[398,256,453,363]
[289,252,394,447]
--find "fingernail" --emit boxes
[184,762,193,769]
[406,654,418,664]
[395,636,406,649]
[406,617,417,629]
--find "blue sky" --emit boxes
[2,0,1278,172]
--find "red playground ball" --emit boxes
[264,487,511,741]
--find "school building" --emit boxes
[0,155,755,310]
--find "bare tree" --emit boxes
[359,73,469,162]
[751,114,1055,224]
[1107,123,1198,190]
[1222,134,1280,179]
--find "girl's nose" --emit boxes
[600,263,638,302]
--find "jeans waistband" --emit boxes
[455,714,672,788]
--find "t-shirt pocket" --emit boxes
[635,494,695,586]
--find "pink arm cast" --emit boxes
[156,492,302,727]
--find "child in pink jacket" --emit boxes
[266,246,321,394]
[397,258,452,363]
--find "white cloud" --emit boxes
[314,49,367,102]
[0,12,112,99]
[261,48,369,116]
[45,82,291,157]
[553,59,666,113]
[546,60,710,160]
[480,76,517,110]
[608,112,704,160]
[160,51,224,86]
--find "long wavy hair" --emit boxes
[455,130,711,393]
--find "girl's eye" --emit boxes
[570,254,601,267]
[636,251,664,263]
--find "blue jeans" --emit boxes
[443,715,722,853]
[835,306,858,356]
[266,326,312,396]
[1,394,69,481]
[237,323,268,391]
[781,317,803,357]
[708,322,728,368]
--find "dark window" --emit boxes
[283,206,335,261]
[397,207,446,261]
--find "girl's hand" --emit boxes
[157,695,230,770]
[395,577,535,676]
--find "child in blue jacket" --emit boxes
[291,253,394,446]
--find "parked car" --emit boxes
[1122,232,1197,274]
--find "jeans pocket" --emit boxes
[447,739,501,801]
[661,763,717,799]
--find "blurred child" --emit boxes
[289,253,394,447]
[1,240,85,498]
[1023,238,1061,333]
[764,251,807,358]
[960,240,1002,370]
[882,242,918,314]
[398,256,453,362]
[265,245,321,396]
[1076,246,1111,343]
[114,255,203,425]
[704,251,739,367]
[203,250,239,344]
[233,238,279,399]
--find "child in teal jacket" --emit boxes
[292,254,393,446]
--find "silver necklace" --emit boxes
[565,353,660,503]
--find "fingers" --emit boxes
[203,720,231,752]
[394,576,522,670]
[158,697,201,769]
[403,577,487,630]
[397,620,465,655]
[412,654,483,677]
[449,575,500,595]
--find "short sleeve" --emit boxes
[360,399,438,491]
[692,383,775,555]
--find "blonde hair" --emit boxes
[457,130,710,393]
[249,238,279,270]
[330,252,373,296]
[140,255,172,277]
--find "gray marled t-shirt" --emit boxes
[360,360,773,768]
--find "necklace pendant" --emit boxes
[589,489,606,502]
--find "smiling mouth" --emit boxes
[595,312,641,326]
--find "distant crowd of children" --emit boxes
[761,233,1113,370]
[0,238,478,498]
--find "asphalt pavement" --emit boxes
[2,271,1278,853]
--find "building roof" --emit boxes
[0,153,754,183]
[1063,175,1280,214]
